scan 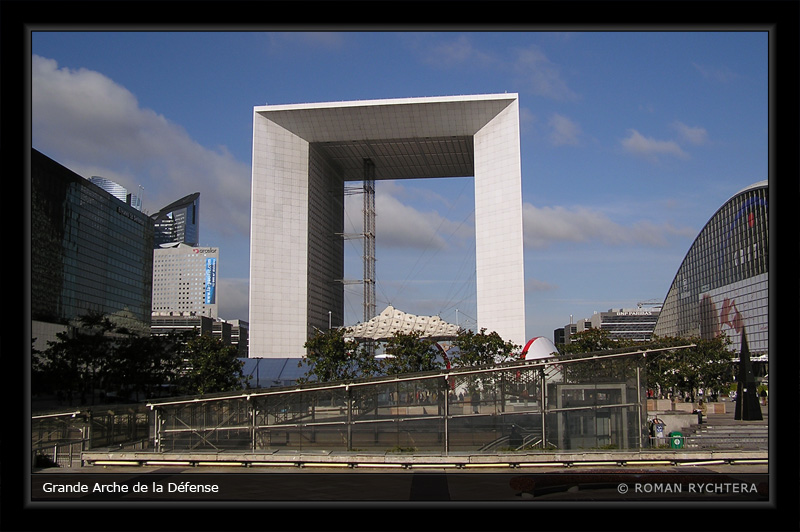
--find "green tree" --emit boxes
[107,332,184,401]
[32,312,117,405]
[645,334,734,400]
[558,328,670,385]
[177,333,245,395]
[382,331,443,375]
[450,328,519,394]
[559,328,630,355]
[451,328,519,368]
[299,328,381,383]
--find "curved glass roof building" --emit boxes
[653,181,768,364]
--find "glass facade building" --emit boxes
[151,192,200,248]
[88,176,128,203]
[653,181,768,366]
[88,176,142,211]
[31,149,154,334]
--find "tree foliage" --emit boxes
[644,334,734,399]
[556,328,735,398]
[451,328,519,368]
[298,328,522,384]
[299,328,381,384]
[558,327,631,355]
[177,333,245,396]
[382,331,442,375]
[556,329,636,383]
[32,313,119,405]
[32,314,247,405]
[448,328,519,392]
[104,331,184,401]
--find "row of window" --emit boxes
[654,184,768,356]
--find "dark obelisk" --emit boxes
[734,328,763,421]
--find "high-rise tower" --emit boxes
[152,243,219,319]
[151,192,200,248]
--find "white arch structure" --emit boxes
[249,94,526,358]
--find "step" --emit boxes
[694,425,768,431]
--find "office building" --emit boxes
[228,319,249,357]
[593,307,661,342]
[152,242,219,319]
[556,305,661,345]
[31,149,154,341]
[653,180,768,373]
[88,176,143,212]
[150,313,216,338]
[151,192,200,247]
[249,94,526,357]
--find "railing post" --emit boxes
[153,408,162,453]
[636,365,643,450]
[86,411,93,450]
[540,368,547,450]
[442,376,450,454]
[346,385,352,452]
[500,372,505,413]
[250,399,257,452]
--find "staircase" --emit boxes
[478,426,546,452]
[682,406,768,450]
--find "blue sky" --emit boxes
[30,31,768,343]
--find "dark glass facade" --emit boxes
[653,181,768,361]
[31,149,154,333]
[151,192,200,248]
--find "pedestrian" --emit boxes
[695,399,707,424]
[509,424,522,448]
[471,391,480,414]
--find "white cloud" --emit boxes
[672,121,708,145]
[621,129,689,161]
[377,193,474,251]
[512,45,578,101]
[376,194,449,250]
[420,34,495,68]
[31,55,251,237]
[518,107,537,134]
[692,62,739,83]
[523,203,691,249]
[525,278,557,293]
[414,37,577,102]
[548,113,582,146]
[344,182,474,252]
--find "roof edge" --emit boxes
[254,93,518,113]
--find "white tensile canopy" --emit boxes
[345,306,460,341]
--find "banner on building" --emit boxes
[205,257,217,304]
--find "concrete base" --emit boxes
[80,449,767,470]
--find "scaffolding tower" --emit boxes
[337,159,377,326]
[362,159,376,323]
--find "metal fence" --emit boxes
[149,348,661,454]
[32,405,151,468]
